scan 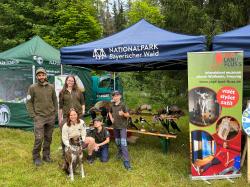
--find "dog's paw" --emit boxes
[68,175,74,181]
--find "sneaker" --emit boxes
[87,155,94,164]
[42,156,53,163]
[33,158,42,166]
[123,161,132,171]
[94,151,101,158]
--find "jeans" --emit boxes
[95,144,109,162]
[113,128,130,161]
[202,157,221,173]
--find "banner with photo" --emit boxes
[188,51,243,180]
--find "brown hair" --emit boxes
[66,108,80,127]
[59,75,81,100]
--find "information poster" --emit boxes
[188,51,243,180]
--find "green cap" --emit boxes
[93,116,103,122]
[36,67,46,75]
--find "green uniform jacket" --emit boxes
[26,82,58,118]
[91,127,110,144]
[110,102,128,129]
[59,89,85,117]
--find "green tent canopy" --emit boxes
[0,36,94,130]
[0,36,60,66]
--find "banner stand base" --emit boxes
[190,174,241,182]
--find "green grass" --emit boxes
[0,116,248,187]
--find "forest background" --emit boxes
[1,0,250,109]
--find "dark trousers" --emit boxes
[202,157,221,172]
[33,115,55,160]
[113,128,130,161]
[95,144,109,162]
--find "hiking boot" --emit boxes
[87,155,94,164]
[123,161,132,171]
[42,156,53,163]
[33,158,42,166]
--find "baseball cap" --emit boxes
[112,90,121,96]
[93,116,103,122]
[36,67,47,75]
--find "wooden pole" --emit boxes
[248,137,250,183]
[246,100,250,183]
[241,138,247,167]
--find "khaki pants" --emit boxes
[33,115,55,160]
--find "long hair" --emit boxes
[67,108,80,127]
[59,75,81,100]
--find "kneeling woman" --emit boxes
[62,108,95,163]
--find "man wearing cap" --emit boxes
[109,90,132,170]
[26,67,58,166]
[92,116,110,162]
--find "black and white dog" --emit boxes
[63,136,85,181]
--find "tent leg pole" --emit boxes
[114,72,116,91]
[61,64,63,75]
[32,65,35,84]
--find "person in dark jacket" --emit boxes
[109,91,132,170]
[92,116,110,162]
[26,67,58,166]
[59,75,85,126]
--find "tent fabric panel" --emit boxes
[61,19,205,52]
[212,25,250,59]
[60,19,206,71]
[0,36,60,65]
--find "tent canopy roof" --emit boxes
[212,24,250,59]
[61,19,206,71]
[0,36,60,66]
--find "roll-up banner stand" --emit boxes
[188,51,243,181]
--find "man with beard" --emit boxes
[26,67,58,166]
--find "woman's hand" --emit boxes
[94,144,100,151]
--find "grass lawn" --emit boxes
[0,115,248,187]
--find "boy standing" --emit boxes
[109,91,132,170]
[92,116,110,162]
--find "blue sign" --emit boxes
[242,108,250,136]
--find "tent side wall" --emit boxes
[0,64,94,131]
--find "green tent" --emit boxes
[0,36,94,130]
